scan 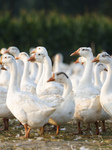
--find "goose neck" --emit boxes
[8,62,18,92]
[62,78,72,99]
[35,62,43,84]
[79,58,93,86]
[43,55,52,83]
[22,58,30,81]
[94,66,102,87]
[101,62,112,94]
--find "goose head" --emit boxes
[71,47,92,58]
[31,46,48,56]
[53,53,63,63]
[0,48,7,55]
[47,72,69,84]
[74,56,86,65]
[0,54,15,67]
[96,63,108,72]
[28,51,47,63]
[15,52,29,62]
[92,52,112,64]
[5,46,20,57]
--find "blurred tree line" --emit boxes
[1,0,112,17]
[0,0,112,62]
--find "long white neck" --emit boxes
[94,66,102,87]
[54,60,60,72]
[101,71,107,84]
[78,56,93,86]
[22,57,30,81]
[35,63,43,84]
[62,78,73,99]
[101,62,112,95]
[8,61,18,92]
[43,55,52,83]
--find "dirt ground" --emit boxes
[0,119,112,150]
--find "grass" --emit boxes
[0,119,112,149]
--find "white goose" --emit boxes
[47,72,75,135]
[0,54,55,138]
[92,52,112,117]
[15,52,36,95]
[70,47,100,134]
[29,48,38,81]
[30,46,63,96]
[0,65,14,130]
[5,46,23,88]
[94,63,107,92]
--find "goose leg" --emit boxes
[74,122,83,134]
[102,121,106,131]
[24,124,29,138]
[94,121,99,135]
[0,118,9,131]
[40,126,44,135]
[56,125,60,135]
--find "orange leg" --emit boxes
[56,125,60,135]
[94,121,99,135]
[24,124,30,138]
[40,126,44,135]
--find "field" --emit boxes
[0,119,112,149]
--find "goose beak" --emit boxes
[70,48,80,56]
[0,56,2,64]
[28,54,36,62]
[4,49,9,54]
[104,68,108,72]
[74,58,79,64]
[47,73,55,82]
[1,65,7,71]
[31,49,36,54]
[92,55,100,63]
[15,56,19,60]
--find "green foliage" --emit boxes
[0,11,112,62]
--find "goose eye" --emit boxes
[4,57,7,58]
[38,54,40,55]
[82,49,85,51]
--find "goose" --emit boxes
[5,46,23,88]
[15,52,36,95]
[47,72,75,135]
[0,48,7,54]
[0,65,14,130]
[29,48,38,81]
[70,47,100,134]
[29,46,63,96]
[0,54,55,138]
[0,64,10,89]
[94,63,107,92]
[52,53,69,73]
[92,52,112,117]
[70,47,99,102]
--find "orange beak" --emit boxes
[70,48,80,56]
[28,54,36,62]
[15,56,19,60]
[1,65,7,70]
[31,49,36,54]
[92,55,100,63]
[47,73,55,82]
[4,49,9,54]
[0,56,2,64]
[74,58,79,64]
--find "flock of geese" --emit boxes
[0,46,112,138]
